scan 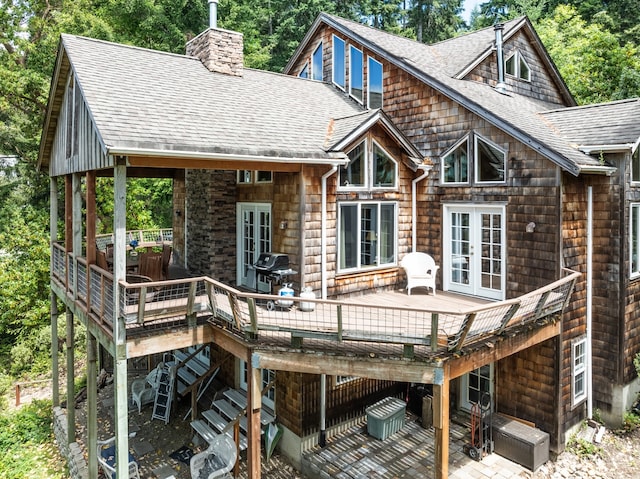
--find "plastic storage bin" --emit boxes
[366,397,406,440]
[492,413,549,471]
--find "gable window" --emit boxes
[339,141,366,188]
[338,202,396,271]
[349,45,364,103]
[571,337,587,407]
[373,143,396,187]
[312,42,323,81]
[332,35,346,89]
[367,57,383,109]
[631,204,640,277]
[632,148,640,183]
[475,135,506,183]
[442,137,469,184]
[299,63,309,79]
[505,51,531,81]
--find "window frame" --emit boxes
[441,136,470,185]
[371,140,397,189]
[505,51,531,82]
[337,201,398,273]
[367,56,383,109]
[255,171,273,183]
[571,336,588,407]
[349,45,364,104]
[631,203,640,278]
[237,170,252,184]
[632,148,640,183]
[332,35,346,90]
[338,140,368,191]
[474,134,507,184]
[311,41,323,82]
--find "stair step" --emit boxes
[221,389,276,426]
[191,419,218,444]
[203,408,247,434]
[213,399,242,421]
[174,350,209,377]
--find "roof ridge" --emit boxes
[541,97,640,115]
[429,16,524,47]
[61,33,195,61]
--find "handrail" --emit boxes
[53,245,580,358]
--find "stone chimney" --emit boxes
[186,28,244,77]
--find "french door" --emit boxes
[460,364,494,411]
[237,203,271,290]
[443,205,505,300]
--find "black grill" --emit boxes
[254,253,290,273]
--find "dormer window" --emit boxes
[332,35,346,90]
[632,148,640,183]
[368,57,383,109]
[441,134,506,185]
[349,45,364,103]
[505,51,531,81]
[299,63,309,79]
[312,42,323,81]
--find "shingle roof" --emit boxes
[60,34,367,162]
[317,13,625,175]
[540,99,640,149]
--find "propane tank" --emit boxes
[299,286,316,312]
[277,283,294,307]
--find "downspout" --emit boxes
[321,165,338,299]
[587,186,593,419]
[411,165,432,252]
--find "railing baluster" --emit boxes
[431,313,439,352]
[337,305,343,341]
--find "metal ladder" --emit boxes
[152,363,174,424]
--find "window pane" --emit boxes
[339,141,365,187]
[368,57,383,109]
[349,46,363,103]
[379,204,395,265]
[519,55,530,81]
[360,204,378,266]
[373,144,395,187]
[312,43,323,81]
[238,170,251,183]
[443,139,468,183]
[256,171,272,183]
[633,149,640,182]
[299,64,309,79]
[332,36,345,89]
[339,205,358,269]
[505,55,515,76]
[476,137,505,182]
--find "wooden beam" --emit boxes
[127,156,303,173]
[87,333,98,479]
[126,324,215,358]
[433,366,450,479]
[86,171,96,264]
[247,364,261,479]
[65,310,75,445]
[447,321,561,379]
[251,350,442,383]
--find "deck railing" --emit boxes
[51,240,580,358]
[95,229,172,251]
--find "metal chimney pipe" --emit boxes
[494,23,507,94]
[209,0,218,29]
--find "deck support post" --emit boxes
[433,366,449,479]
[50,177,60,407]
[113,157,130,479]
[66,310,75,445]
[247,360,262,479]
[87,333,98,479]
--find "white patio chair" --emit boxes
[130,364,162,413]
[400,252,439,295]
[190,433,237,479]
[97,436,140,479]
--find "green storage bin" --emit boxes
[366,397,406,440]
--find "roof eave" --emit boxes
[107,146,349,166]
[578,165,618,176]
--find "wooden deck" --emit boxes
[51,241,579,362]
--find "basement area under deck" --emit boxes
[51,240,579,479]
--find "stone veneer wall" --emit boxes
[185,27,244,76]
[53,406,88,479]
[186,169,237,283]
